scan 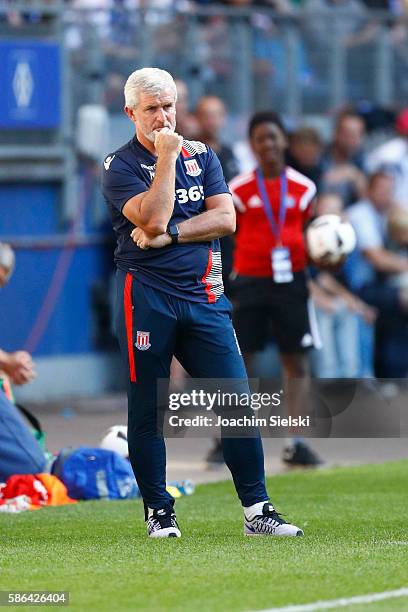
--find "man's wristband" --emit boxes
[167,224,179,244]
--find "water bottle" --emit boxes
[168,479,195,496]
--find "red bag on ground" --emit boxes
[0,473,77,510]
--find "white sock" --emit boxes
[244,500,271,521]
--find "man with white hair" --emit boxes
[0,243,35,386]
[102,68,303,538]
[0,242,15,288]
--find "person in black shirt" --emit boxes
[286,127,324,190]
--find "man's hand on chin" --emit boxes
[153,127,183,157]
[131,227,171,250]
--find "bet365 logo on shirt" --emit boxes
[175,186,204,204]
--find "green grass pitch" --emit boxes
[1,461,408,612]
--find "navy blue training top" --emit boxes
[102,136,230,303]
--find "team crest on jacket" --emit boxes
[135,331,151,351]
[184,159,202,176]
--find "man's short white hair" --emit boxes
[0,243,15,279]
[124,68,177,109]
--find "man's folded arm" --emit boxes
[122,151,178,236]
[177,193,236,243]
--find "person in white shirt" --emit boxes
[365,109,408,210]
[347,172,408,376]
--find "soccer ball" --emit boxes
[100,425,129,459]
[306,214,356,265]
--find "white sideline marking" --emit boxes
[250,587,408,612]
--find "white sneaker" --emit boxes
[147,508,181,538]
[244,502,303,537]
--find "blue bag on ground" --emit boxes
[0,390,46,481]
[52,447,139,500]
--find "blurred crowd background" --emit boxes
[1,0,407,401]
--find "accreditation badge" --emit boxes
[271,247,294,283]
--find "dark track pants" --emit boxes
[115,270,268,512]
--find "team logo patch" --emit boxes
[184,159,202,176]
[103,155,115,170]
[248,195,263,208]
[301,333,313,348]
[135,331,151,351]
